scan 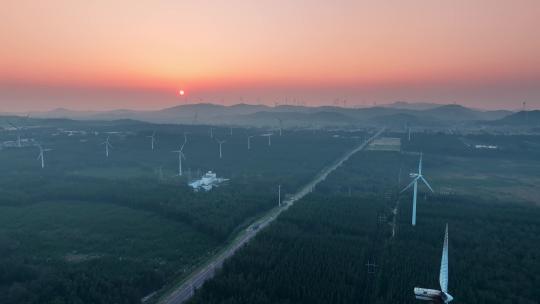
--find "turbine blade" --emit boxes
[420,176,434,193]
[418,153,423,175]
[439,224,449,293]
[400,177,419,193]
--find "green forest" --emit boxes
[0,117,363,304]
[188,146,540,303]
[1,116,539,303]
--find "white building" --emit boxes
[189,171,228,191]
[474,144,498,150]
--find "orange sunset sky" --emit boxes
[1,0,540,111]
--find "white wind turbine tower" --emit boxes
[401,153,433,226]
[216,139,226,159]
[172,142,186,176]
[247,135,254,150]
[261,133,273,146]
[210,127,214,139]
[101,136,113,158]
[9,122,22,147]
[147,131,156,151]
[414,224,453,303]
[277,119,283,136]
[37,144,52,168]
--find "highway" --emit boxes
[158,128,385,304]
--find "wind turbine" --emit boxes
[9,122,22,147]
[247,135,254,150]
[414,224,453,303]
[401,153,433,226]
[101,136,113,158]
[216,139,226,159]
[147,131,156,151]
[36,144,52,168]
[261,133,273,146]
[210,127,214,139]
[277,118,283,136]
[172,142,186,176]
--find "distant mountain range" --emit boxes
[2,102,515,128]
[488,110,540,126]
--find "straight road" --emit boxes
[158,128,385,304]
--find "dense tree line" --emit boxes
[0,120,364,303]
[189,149,540,304]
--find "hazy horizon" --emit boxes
[0,100,524,115]
[2,1,539,112]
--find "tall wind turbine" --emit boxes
[37,144,52,168]
[217,139,226,159]
[172,142,186,176]
[147,131,156,151]
[261,133,273,146]
[401,153,433,226]
[277,119,283,136]
[101,136,113,158]
[414,224,453,303]
[210,127,214,139]
[9,122,22,147]
[247,135,254,150]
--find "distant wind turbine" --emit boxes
[147,131,156,151]
[101,136,113,158]
[37,144,52,168]
[261,133,273,146]
[210,127,214,139]
[172,142,186,176]
[217,139,226,159]
[401,153,433,226]
[414,224,453,303]
[277,118,283,136]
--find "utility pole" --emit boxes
[278,184,281,207]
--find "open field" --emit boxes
[398,132,540,204]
